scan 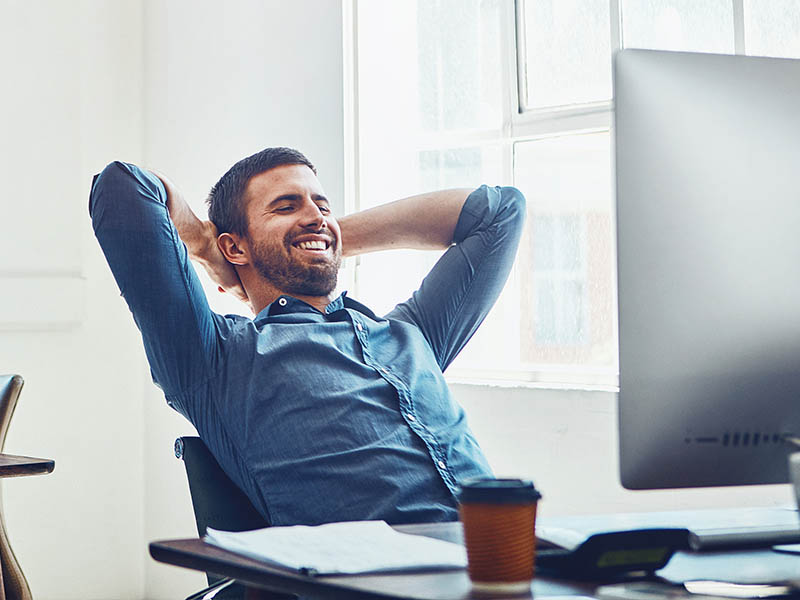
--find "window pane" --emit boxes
[419,147,484,190]
[522,0,612,108]
[744,0,800,59]
[513,133,615,369]
[621,0,734,53]
[357,0,503,145]
[356,146,504,317]
[417,0,504,132]
[536,277,586,346]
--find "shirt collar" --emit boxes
[341,295,383,321]
[256,292,348,319]
[254,291,383,321]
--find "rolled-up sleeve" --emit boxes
[89,161,220,399]
[388,185,526,370]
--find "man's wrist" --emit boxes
[183,221,218,263]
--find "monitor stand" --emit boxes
[772,451,800,554]
[790,451,800,509]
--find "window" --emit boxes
[349,0,800,388]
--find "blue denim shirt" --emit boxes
[90,161,525,526]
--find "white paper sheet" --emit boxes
[205,520,467,575]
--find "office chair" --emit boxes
[0,374,34,600]
[174,436,297,600]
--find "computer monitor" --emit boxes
[615,49,800,490]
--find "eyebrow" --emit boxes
[267,193,329,207]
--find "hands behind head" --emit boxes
[198,220,252,311]
[150,168,252,313]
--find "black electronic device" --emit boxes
[536,528,689,579]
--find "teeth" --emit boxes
[297,240,327,250]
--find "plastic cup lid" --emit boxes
[457,477,542,504]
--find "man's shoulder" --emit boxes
[205,311,262,347]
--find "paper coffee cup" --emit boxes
[458,478,542,595]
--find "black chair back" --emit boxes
[175,436,295,600]
[174,436,268,535]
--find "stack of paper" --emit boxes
[205,520,467,575]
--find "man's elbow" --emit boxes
[89,161,126,211]
[89,161,166,229]
[498,185,527,233]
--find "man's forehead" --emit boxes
[245,164,323,203]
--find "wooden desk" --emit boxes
[0,453,55,600]
[151,524,630,600]
[151,522,800,600]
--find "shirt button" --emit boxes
[437,460,446,469]
[406,414,416,422]
[356,323,363,332]
[278,298,287,307]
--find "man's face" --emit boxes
[243,164,342,297]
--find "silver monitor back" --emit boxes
[615,49,800,490]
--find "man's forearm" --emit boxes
[153,171,250,305]
[153,172,216,261]
[339,188,473,258]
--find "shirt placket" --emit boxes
[349,311,458,494]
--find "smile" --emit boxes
[293,239,331,251]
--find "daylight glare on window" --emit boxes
[620,0,734,53]
[521,0,612,109]
[744,0,800,59]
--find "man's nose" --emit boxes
[299,199,327,228]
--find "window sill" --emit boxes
[445,369,619,393]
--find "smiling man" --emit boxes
[90,147,525,526]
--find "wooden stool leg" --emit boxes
[0,486,30,600]
[0,528,5,600]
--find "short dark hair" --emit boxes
[207,147,316,236]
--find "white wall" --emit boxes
[1,1,147,599]
[1,1,343,599]
[0,2,793,600]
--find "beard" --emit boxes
[249,231,342,297]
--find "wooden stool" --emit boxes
[0,376,54,600]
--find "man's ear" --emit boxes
[217,233,249,266]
